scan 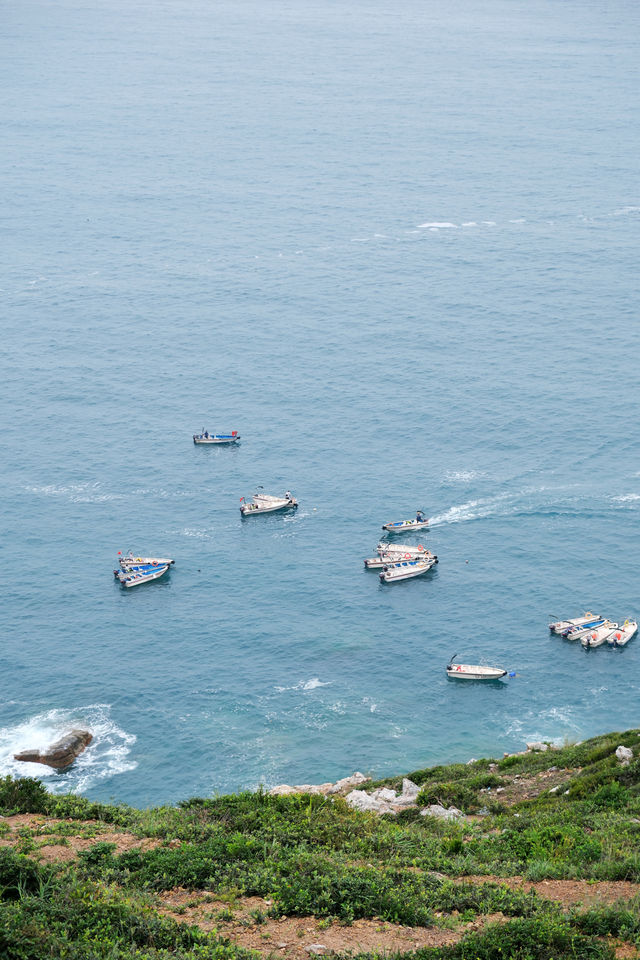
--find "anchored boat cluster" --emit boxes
[549,612,637,648]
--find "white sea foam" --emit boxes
[612,205,640,216]
[417,221,458,229]
[611,493,640,503]
[461,221,477,227]
[443,470,485,483]
[0,705,136,793]
[429,493,512,526]
[509,218,526,223]
[482,220,497,226]
[275,678,332,693]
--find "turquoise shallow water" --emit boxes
[2,0,639,806]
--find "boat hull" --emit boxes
[382,520,429,533]
[446,665,507,681]
[194,435,240,444]
[118,554,174,569]
[607,621,638,647]
[549,612,597,634]
[379,559,436,582]
[365,552,437,569]
[240,500,297,516]
[115,563,170,587]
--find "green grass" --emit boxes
[1,728,640,959]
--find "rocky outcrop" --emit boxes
[14,729,93,769]
[269,772,370,797]
[615,745,633,765]
[344,778,422,815]
[420,803,464,821]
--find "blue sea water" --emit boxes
[2,0,640,807]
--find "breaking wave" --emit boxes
[0,705,136,793]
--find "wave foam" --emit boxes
[0,705,136,793]
[417,221,458,229]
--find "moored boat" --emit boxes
[114,563,170,587]
[240,491,298,516]
[118,552,175,569]
[382,514,429,534]
[446,655,508,681]
[561,617,606,639]
[194,430,240,444]
[376,542,429,557]
[581,621,618,649]
[549,612,598,635]
[379,557,436,583]
[607,620,638,647]
[365,549,437,569]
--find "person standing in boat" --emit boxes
[416,510,425,523]
[285,491,292,501]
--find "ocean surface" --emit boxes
[2,0,639,807]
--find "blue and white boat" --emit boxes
[561,617,606,639]
[118,552,175,569]
[379,557,437,583]
[194,430,240,444]
[240,491,298,516]
[382,514,429,533]
[365,547,436,569]
[114,562,170,588]
[549,612,598,634]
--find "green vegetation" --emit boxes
[1,728,639,959]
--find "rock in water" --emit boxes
[14,729,93,769]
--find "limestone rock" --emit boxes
[306,946,331,956]
[345,790,396,815]
[420,804,464,821]
[616,745,633,765]
[526,742,549,752]
[327,772,370,794]
[14,729,93,770]
[401,778,420,801]
[372,787,397,802]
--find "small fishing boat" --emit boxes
[376,542,429,557]
[446,654,507,681]
[379,557,436,583]
[561,617,606,639]
[382,515,429,534]
[581,621,618,649]
[607,620,638,647]
[193,430,240,444]
[365,549,437,569]
[240,491,298,516]
[549,612,598,635]
[118,552,175,569]
[114,563,170,587]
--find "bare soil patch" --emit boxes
[156,891,505,958]
[461,875,640,908]
[0,813,160,861]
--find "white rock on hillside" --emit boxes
[327,772,370,794]
[420,804,464,821]
[615,745,633,765]
[526,742,549,752]
[345,790,396,815]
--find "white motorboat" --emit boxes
[118,552,175,569]
[563,618,607,640]
[607,620,638,647]
[240,492,298,516]
[581,621,618,649]
[115,563,170,587]
[194,430,240,444]
[382,516,429,534]
[379,557,436,583]
[376,542,429,557]
[446,655,507,681]
[365,549,437,569]
[549,612,598,635]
